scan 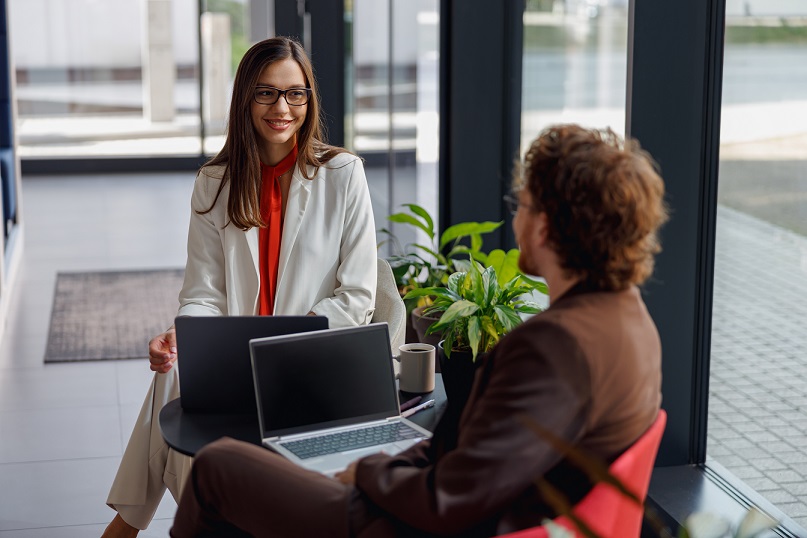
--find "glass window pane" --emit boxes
[521,0,629,153]
[201,0,251,156]
[349,0,439,259]
[10,0,202,158]
[708,3,807,527]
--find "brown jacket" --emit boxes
[354,284,662,536]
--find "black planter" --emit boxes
[437,341,485,419]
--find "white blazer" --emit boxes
[177,153,377,327]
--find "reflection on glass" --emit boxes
[521,0,628,154]
[9,0,248,159]
[708,1,807,529]
[349,0,439,257]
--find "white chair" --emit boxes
[372,258,406,353]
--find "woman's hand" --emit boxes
[149,327,177,374]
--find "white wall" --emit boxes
[8,0,198,69]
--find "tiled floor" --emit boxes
[708,206,807,530]
[2,173,806,536]
[0,173,194,537]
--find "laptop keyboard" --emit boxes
[280,422,424,460]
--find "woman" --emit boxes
[102,37,377,537]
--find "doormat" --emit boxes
[44,268,185,363]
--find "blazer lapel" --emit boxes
[276,168,312,295]
[246,226,259,281]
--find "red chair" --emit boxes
[502,409,667,538]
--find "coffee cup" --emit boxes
[394,343,436,393]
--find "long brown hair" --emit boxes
[201,36,350,230]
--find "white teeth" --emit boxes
[268,120,290,126]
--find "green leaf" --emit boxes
[486,248,522,285]
[521,274,550,295]
[404,287,460,303]
[515,302,543,315]
[452,258,472,273]
[483,265,497,305]
[494,304,523,333]
[469,250,488,264]
[402,204,434,237]
[480,316,500,345]
[447,271,466,294]
[467,317,481,361]
[388,212,433,239]
[439,221,502,250]
[412,243,441,260]
[431,300,479,330]
[470,233,483,252]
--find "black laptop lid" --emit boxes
[175,316,328,413]
[250,324,399,438]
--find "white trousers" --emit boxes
[106,366,192,530]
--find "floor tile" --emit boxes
[0,362,118,411]
[0,457,175,531]
[0,406,122,463]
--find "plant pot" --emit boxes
[437,341,486,420]
[411,305,443,347]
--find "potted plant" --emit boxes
[378,203,503,344]
[403,252,548,412]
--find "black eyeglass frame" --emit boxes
[503,194,524,216]
[253,86,313,106]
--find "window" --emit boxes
[348,0,440,256]
[708,3,807,527]
[521,0,629,151]
[9,0,250,160]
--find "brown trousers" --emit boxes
[170,438,405,538]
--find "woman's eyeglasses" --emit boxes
[253,86,312,106]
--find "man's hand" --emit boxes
[149,327,177,374]
[334,460,358,485]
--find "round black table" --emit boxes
[159,374,447,457]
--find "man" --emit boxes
[170,124,669,537]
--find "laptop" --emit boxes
[175,315,328,413]
[250,323,433,475]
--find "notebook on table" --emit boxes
[175,315,328,413]
[250,323,433,475]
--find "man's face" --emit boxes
[512,188,545,277]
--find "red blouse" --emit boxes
[258,147,298,315]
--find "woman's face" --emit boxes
[251,58,308,165]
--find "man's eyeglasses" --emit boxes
[503,194,528,216]
[253,86,312,106]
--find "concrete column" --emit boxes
[142,0,175,122]
[201,12,230,132]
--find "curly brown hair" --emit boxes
[515,124,668,291]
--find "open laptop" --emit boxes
[175,315,328,413]
[250,323,433,475]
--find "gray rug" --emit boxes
[44,269,185,363]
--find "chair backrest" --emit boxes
[502,409,667,538]
[371,258,406,353]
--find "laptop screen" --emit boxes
[250,324,400,437]
[175,315,329,413]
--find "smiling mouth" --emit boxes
[265,119,292,128]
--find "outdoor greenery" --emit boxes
[205,0,251,75]
[726,24,807,45]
